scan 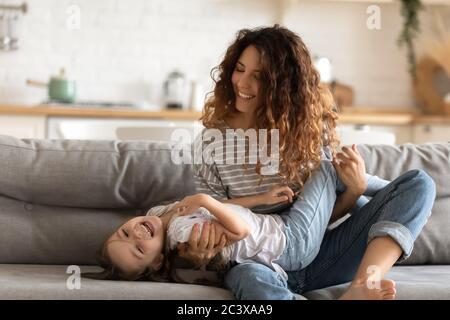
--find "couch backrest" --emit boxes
[0,135,449,265]
[358,143,450,265]
[0,135,195,264]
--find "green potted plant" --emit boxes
[397,0,424,79]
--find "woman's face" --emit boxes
[106,216,165,278]
[231,45,263,114]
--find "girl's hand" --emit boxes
[332,144,367,196]
[174,194,209,216]
[177,222,227,267]
[259,185,296,205]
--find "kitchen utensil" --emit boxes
[163,70,189,109]
[27,68,76,103]
[188,80,205,111]
[8,14,19,50]
[0,15,10,51]
[414,55,450,115]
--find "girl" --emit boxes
[90,148,368,289]
[181,25,436,299]
[87,145,434,300]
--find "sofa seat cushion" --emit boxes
[1,264,449,300]
[0,264,234,300]
[303,265,450,300]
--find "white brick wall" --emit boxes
[0,0,445,109]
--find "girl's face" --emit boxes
[231,45,263,115]
[106,216,165,278]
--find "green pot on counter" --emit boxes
[27,68,76,103]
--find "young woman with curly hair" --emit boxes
[177,25,437,300]
[85,25,435,301]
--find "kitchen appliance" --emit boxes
[313,55,333,83]
[188,80,205,111]
[163,70,190,109]
[27,68,76,103]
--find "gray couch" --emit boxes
[0,134,449,300]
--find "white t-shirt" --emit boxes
[155,203,287,279]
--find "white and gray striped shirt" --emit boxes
[192,126,330,214]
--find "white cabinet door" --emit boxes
[337,124,413,145]
[0,115,46,139]
[413,124,450,144]
[47,117,203,142]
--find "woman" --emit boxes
[183,25,436,300]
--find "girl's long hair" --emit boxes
[81,237,170,282]
[202,25,339,190]
[82,237,231,286]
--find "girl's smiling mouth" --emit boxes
[142,221,154,237]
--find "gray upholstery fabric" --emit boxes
[0,264,234,300]
[358,143,450,265]
[0,264,447,300]
[0,135,195,209]
[0,135,449,299]
[0,195,136,265]
[303,265,450,300]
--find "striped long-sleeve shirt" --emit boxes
[192,126,330,214]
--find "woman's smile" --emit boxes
[237,90,256,100]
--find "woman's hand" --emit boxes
[177,222,227,267]
[258,185,296,205]
[174,194,210,216]
[332,144,367,196]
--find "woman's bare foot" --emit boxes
[339,278,396,300]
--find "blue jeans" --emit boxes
[224,162,436,300]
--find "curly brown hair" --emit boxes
[201,24,340,190]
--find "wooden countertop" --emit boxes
[338,107,450,124]
[1,104,450,125]
[0,104,203,120]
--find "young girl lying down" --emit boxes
[87,145,400,299]
[86,143,438,301]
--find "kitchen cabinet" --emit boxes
[337,124,413,145]
[0,115,46,139]
[413,124,450,144]
[47,116,202,142]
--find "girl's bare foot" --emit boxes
[339,278,396,300]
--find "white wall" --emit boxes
[0,0,447,109]
[283,1,449,109]
[0,0,275,106]
[284,1,410,108]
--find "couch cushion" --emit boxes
[0,264,234,300]
[1,264,447,300]
[0,135,195,209]
[358,143,450,264]
[0,195,135,264]
[358,143,450,198]
[303,265,450,300]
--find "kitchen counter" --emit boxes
[1,104,450,125]
[0,104,203,120]
[338,107,450,125]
